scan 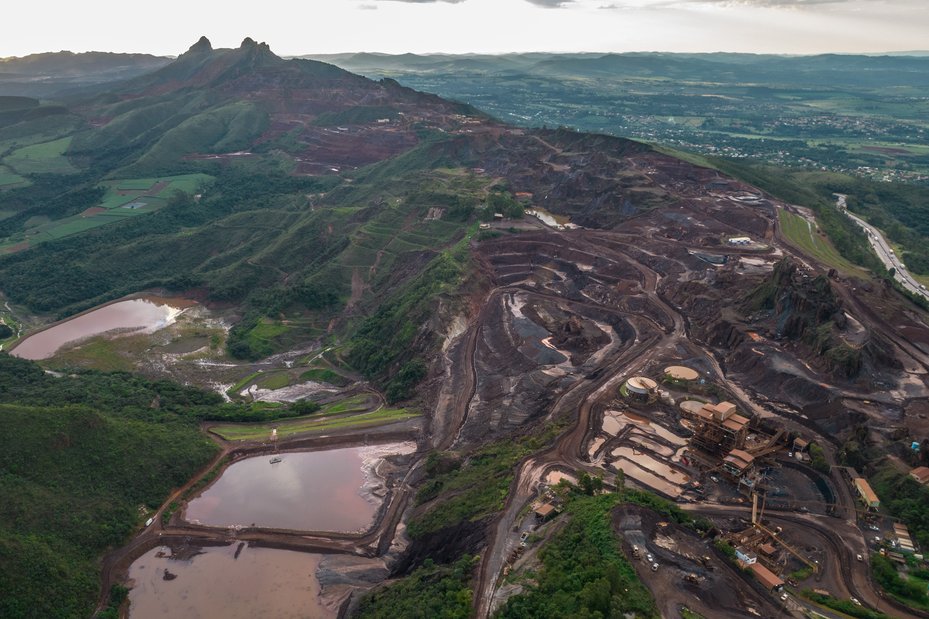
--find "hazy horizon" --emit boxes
[4,44,929,61]
[2,0,926,59]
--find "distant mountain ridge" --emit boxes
[302,50,929,88]
[0,51,171,98]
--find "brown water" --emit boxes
[612,458,683,498]
[611,447,690,486]
[613,409,688,447]
[127,544,331,619]
[11,296,194,360]
[184,445,398,532]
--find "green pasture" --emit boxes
[0,173,212,250]
[0,165,28,188]
[5,136,78,174]
[777,208,866,276]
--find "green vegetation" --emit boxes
[870,554,929,609]
[789,566,815,581]
[498,493,658,619]
[680,608,707,619]
[0,173,212,252]
[255,372,293,390]
[331,52,929,185]
[714,539,737,559]
[0,165,28,188]
[298,367,350,386]
[208,394,413,441]
[870,466,929,548]
[211,406,416,440]
[354,555,475,619]
[227,316,292,361]
[408,426,563,539]
[348,233,471,403]
[0,353,221,618]
[4,136,78,175]
[97,584,129,619]
[809,442,830,474]
[802,588,894,619]
[777,209,863,275]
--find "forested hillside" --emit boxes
[0,354,222,618]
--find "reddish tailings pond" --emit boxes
[10,296,195,360]
[127,544,330,618]
[184,443,414,532]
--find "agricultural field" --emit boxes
[0,165,29,188]
[3,136,78,175]
[0,173,212,252]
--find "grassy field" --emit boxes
[777,208,867,276]
[210,406,417,441]
[0,173,213,251]
[255,372,293,390]
[4,136,78,174]
[0,165,29,188]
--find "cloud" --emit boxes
[525,0,575,6]
[374,0,466,3]
[358,2,378,8]
[694,0,844,5]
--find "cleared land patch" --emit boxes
[0,173,212,251]
[4,136,78,174]
[210,406,417,441]
[0,165,29,188]
[778,208,866,276]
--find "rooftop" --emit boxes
[665,365,699,381]
[534,503,557,517]
[750,562,784,590]
[853,477,880,505]
[911,466,929,484]
[700,401,740,422]
[627,376,658,392]
[724,448,755,471]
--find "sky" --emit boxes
[1,0,926,58]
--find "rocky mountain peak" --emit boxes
[187,36,213,54]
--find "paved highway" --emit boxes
[835,193,929,299]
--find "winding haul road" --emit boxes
[466,212,925,617]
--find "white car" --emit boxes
[851,598,861,606]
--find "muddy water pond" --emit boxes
[11,296,195,360]
[185,443,413,532]
[127,544,331,619]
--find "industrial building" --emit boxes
[749,562,785,592]
[624,376,658,400]
[664,365,699,382]
[723,449,756,478]
[910,466,929,485]
[853,478,880,510]
[735,547,758,565]
[533,503,558,522]
[894,523,916,553]
[683,401,750,454]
